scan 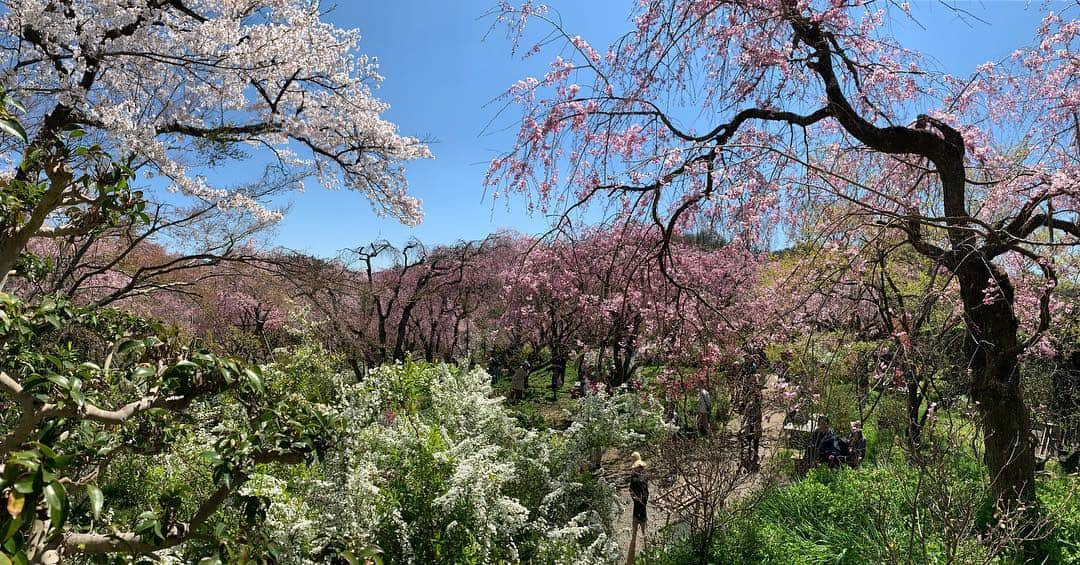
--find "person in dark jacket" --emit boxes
[809,416,842,467]
[627,452,649,564]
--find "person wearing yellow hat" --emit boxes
[627,452,649,563]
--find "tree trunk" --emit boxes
[788,7,1038,511]
[971,345,1035,506]
[347,358,365,381]
[609,341,636,388]
[960,268,1036,507]
[393,300,418,361]
[906,378,923,449]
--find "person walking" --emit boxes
[510,363,527,402]
[550,357,565,400]
[697,388,712,436]
[627,452,649,564]
[487,354,500,387]
[740,373,763,472]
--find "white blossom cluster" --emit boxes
[1,0,430,225]
[253,362,665,564]
[563,383,664,467]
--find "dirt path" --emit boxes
[614,377,787,563]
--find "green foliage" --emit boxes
[1037,476,1080,564]
[0,291,340,562]
[0,90,27,143]
[871,394,907,460]
[643,450,1080,565]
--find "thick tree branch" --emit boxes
[785,3,971,249]
[1012,214,1080,241]
[61,483,232,555]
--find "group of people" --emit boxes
[493,351,600,403]
[808,415,867,469]
[483,355,529,401]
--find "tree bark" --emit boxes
[959,268,1036,505]
[906,378,923,449]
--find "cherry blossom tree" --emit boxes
[0,0,431,289]
[496,232,596,386]
[346,240,450,363]
[403,236,508,361]
[0,2,432,560]
[273,237,506,372]
[11,178,293,306]
[488,0,1080,509]
[497,224,764,392]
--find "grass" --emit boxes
[641,447,1080,564]
[490,365,580,429]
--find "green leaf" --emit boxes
[68,378,84,405]
[86,485,103,520]
[45,374,70,390]
[33,442,59,462]
[242,368,265,395]
[42,482,67,532]
[356,546,384,565]
[4,97,25,113]
[131,366,156,380]
[69,386,85,407]
[42,355,64,371]
[0,551,12,565]
[12,478,35,495]
[1,514,24,544]
[19,376,49,392]
[0,118,26,143]
[117,339,145,356]
[135,511,164,541]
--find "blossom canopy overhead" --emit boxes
[0,0,432,225]
[488,0,1080,512]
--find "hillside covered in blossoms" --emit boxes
[1,0,1079,563]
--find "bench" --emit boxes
[782,412,819,449]
[1033,421,1079,465]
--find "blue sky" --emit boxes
[269,0,1054,258]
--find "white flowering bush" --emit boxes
[564,383,672,470]
[249,360,668,564]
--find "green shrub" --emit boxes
[644,452,1080,564]
[1037,477,1080,564]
